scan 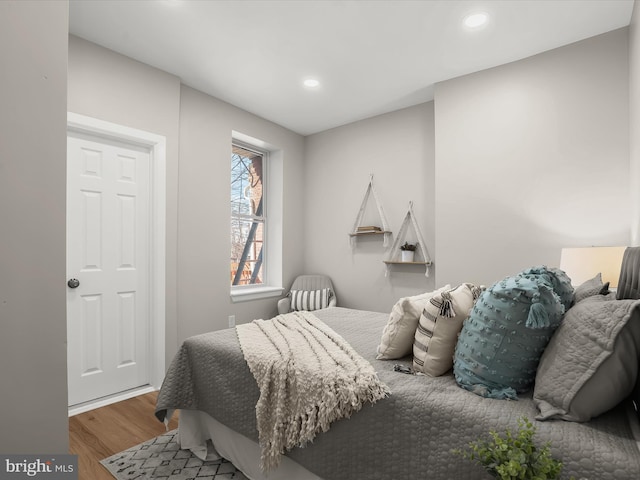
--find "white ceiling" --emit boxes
[69,0,635,136]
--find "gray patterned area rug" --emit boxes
[100,429,249,480]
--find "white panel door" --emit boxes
[67,132,151,406]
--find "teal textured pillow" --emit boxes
[518,265,574,311]
[453,275,565,399]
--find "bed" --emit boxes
[156,257,640,480]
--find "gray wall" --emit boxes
[0,0,69,452]
[68,35,182,362]
[178,85,305,339]
[304,103,436,313]
[68,37,446,335]
[631,1,640,245]
[68,38,306,346]
[303,28,631,307]
[64,11,639,335]
[434,28,630,287]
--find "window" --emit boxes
[231,142,266,287]
[229,133,284,302]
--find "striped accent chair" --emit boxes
[278,275,337,314]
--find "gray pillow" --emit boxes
[534,295,640,422]
[634,370,640,423]
[573,272,610,304]
[617,247,640,300]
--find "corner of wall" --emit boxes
[0,0,69,453]
[630,0,640,245]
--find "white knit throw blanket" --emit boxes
[236,310,390,471]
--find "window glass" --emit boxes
[231,144,265,286]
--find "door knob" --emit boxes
[67,278,80,289]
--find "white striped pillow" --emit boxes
[290,288,331,311]
[413,283,480,377]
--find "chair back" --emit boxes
[277,274,337,314]
[290,275,335,292]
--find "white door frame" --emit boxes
[67,112,166,414]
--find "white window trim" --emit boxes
[231,285,285,303]
[230,131,283,302]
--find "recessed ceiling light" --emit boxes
[463,12,489,29]
[303,78,320,88]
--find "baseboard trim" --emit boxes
[68,385,157,417]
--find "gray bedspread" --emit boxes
[156,307,640,480]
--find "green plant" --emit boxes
[400,241,416,251]
[453,417,566,480]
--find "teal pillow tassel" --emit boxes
[465,382,518,400]
[526,301,550,329]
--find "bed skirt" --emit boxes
[178,410,323,480]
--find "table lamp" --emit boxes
[559,246,626,288]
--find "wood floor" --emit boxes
[69,391,179,480]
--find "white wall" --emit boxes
[178,86,305,339]
[304,103,436,313]
[434,28,630,287]
[631,1,640,244]
[68,35,182,363]
[0,0,69,452]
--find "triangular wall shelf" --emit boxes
[384,201,432,277]
[349,175,391,247]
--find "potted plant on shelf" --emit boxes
[400,242,417,262]
[453,417,567,480]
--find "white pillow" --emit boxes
[291,288,331,311]
[413,283,479,376]
[376,285,451,360]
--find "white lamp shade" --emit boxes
[560,246,626,288]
